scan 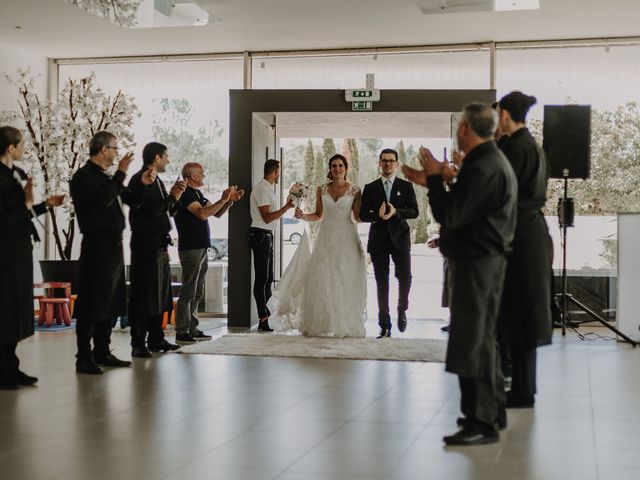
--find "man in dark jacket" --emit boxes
[0,126,64,389]
[360,149,419,338]
[128,142,186,358]
[71,131,154,375]
[403,103,517,446]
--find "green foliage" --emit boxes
[151,98,227,190]
[536,102,640,217]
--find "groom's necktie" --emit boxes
[384,179,392,202]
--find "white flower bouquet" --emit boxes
[288,181,310,208]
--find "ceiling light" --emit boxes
[493,0,540,11]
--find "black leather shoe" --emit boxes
[397,311,407,333]
[0,374,20,389]
[506,392,535,409]
[131,347,153,358]
[444,425,499,446]
[94,353,132,368]
[16,370,38,386]
[149,340,180,352]
[457,417,507,431]
[377,328,391,339]
[257,320,273,332]
[76,359,104,375]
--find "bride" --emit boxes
[268,154,367,338]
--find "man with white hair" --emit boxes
[403,103,517,446]
[174,162,244,344]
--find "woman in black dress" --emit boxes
[0,126,64,389]
[497,92,553,408]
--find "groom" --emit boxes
[360,148,419,338]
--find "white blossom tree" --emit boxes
[2,69,139,260]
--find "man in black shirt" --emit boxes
[403,103,517,446]
[128,142,186,358]
[174,162,244,344]
[71,131,155,374]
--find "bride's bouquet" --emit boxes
[287,181,310,208]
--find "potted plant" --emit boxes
[1,69,138,288]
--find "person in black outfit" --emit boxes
[71,131,155,374]
[404,103,517,446]
[497,91,553,408]
[0,126,64,389]
[128,142,186,358]
[360,149,419,338]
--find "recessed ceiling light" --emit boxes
[494,0,540,11]
[14,26,22,29]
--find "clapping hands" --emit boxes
[229,187,245,202]
[45,195,65,208]
[141,166,157,185]
[170,178,187,200]
[117,152,135,174]
[378,201,396,220]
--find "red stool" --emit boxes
[38,298,71,327]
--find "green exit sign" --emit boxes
[352,101,372,111]
[345,89,381,102]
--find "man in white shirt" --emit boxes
[249,159,293,331]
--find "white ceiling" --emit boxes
[0,0,638,59]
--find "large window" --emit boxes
[252,50,491,89]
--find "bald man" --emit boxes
[173,163,244,344]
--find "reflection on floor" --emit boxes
[1,318,639,480]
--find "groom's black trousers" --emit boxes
[371,246,411,330]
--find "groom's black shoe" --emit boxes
[397,311,407,333]
[258,320,273,332]
[377,328,391,339]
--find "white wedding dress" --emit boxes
[268,183,367,338]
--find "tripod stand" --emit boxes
[554,176,637,346]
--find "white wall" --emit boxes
[0,43,49,281]
[0,43,49,113]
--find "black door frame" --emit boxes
[228,89,496,328]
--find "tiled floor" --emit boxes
[1,318,639,480]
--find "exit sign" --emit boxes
[345,89,381,102]
[352,101,372,111]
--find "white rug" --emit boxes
[180,333,447,362]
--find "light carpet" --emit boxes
[180,333,447,362]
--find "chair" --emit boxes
[38,298,71,327]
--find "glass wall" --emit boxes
[252,50,491,89]
[497,44,640,321]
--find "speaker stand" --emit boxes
[554,177,637,346]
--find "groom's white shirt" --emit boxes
[250,178,279,231]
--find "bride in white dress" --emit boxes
[268,154,367,338]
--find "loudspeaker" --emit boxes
[542,105,591,179]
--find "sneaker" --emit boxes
[176,333,197,345]
[191,330,212,341]
[257,320,273,332]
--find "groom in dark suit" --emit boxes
[360,148,419,338]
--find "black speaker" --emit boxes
[543,105,591,179]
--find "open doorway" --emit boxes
[229,89,495,328]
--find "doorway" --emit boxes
[229,89,495,328]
